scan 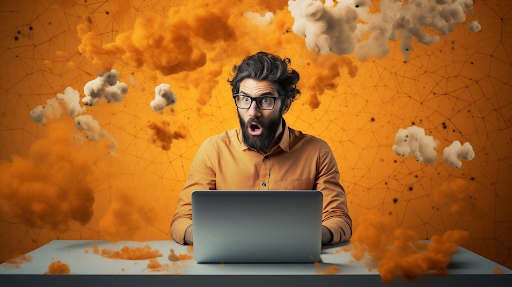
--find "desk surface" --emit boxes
[1,240,511,287]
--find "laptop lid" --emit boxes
[191,190,323,263]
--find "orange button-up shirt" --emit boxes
[170,120,352,245]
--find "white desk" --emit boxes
[1,240,510,286]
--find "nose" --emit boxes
[246,100,261,118]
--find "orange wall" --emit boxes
[0,0,510,270]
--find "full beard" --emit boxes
[238,110,283,152]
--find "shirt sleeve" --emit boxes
[314,140,352,244]
[170,138,216,244]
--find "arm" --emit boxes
[315,141,352,245]
[170,138,216,245]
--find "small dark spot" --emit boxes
[355,5,359,8]
[452,41,455,44]
[443,125,447,129]
[49,22,52,25]
[393,198,398,203]
[469,196,472,199]
[432,206,435,209]
[468,110,470,112]
[412,121,415,125]
[440,50,442,52]
[471,177,474,180]
[389,212,392,215]
[471,62,473,64]
[451,47,454,50]
[415,175,418,178]
[106,11,109,15]
[409,186,413,191]
[307,62,310,65]
[405,135,409,137]
[29,26,33,30]
[17,31,20,34]
[14,36,18,41]
[453,129,455,132]
[371,117,375,122]
[403,61,407,63]
[406,48,409,51]
[384,182,387,185]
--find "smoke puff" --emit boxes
[392,126,440,164]
[289,0,474,61]
[468,20,481,32]
[45,261,70,274]
[29,105,52,124]
[99,185,160,242]
[351,210,470,283]
[43,60,53,72]
[30,98,63,124]
[56,87,86,117]
[55,51,68,60]
[433,179,484,222]
[77,2,236,75]
[151,84,177,112]
[0,121,95,232]
[442,140,475,168]
[243,11,275,25]
[74,115,119,156]
[289,0,359,56]
[83,69,128,106]
[147,119,187,150]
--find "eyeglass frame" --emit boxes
[232,94,286,110]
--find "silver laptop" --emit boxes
[191,190,323,263]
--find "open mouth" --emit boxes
[248,123,263,136]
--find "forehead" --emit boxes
[239,78,277,95]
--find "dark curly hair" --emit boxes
[228,52,301,109]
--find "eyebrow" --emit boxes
[238,91,276,97]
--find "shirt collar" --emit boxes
[238,118,290,153]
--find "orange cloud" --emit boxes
[0,121,95,232]
[351,210,470,283]
[99,244,162,260]
[147,118,187,151]
[98,183,162,241]
[44,260,70,274]
[433,179,484,223]
[77,1,237,76]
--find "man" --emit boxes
[170,52,351,245]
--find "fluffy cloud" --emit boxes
[433,179,484,222]
[442,140,475,168]
[74,115,119,156]
[56,87,86,117]
[150,84,177,112]
[243,11,276,26]
[0,121,95,232]
[29,98,62,124]
[468,20,481,32]
[289,0,476,61]
[392,126,440,164]
[77,1,237,75]
[147,118,187,151]
[83,69,128,106]
[351,210,470,283]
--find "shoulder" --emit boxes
[201,127,239,149]
[289,127,330,151]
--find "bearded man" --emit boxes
[170,52,351,246]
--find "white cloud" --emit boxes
[289,0,475,61]
[74,115,119,157]
[82,69,128,106]
[56,87,86,117]
[30,98,62,124]
[392,125,440,164]
[243,11,275,26]
[468,20,481,32]
[443,140,475,168]
[150,84,177,112]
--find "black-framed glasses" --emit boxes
[233,94,285,110]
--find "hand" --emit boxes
[321,225,333,245]
[185,224,193,245]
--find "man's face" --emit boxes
[237,78,287,152]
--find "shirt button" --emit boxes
[262,183,266,186]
